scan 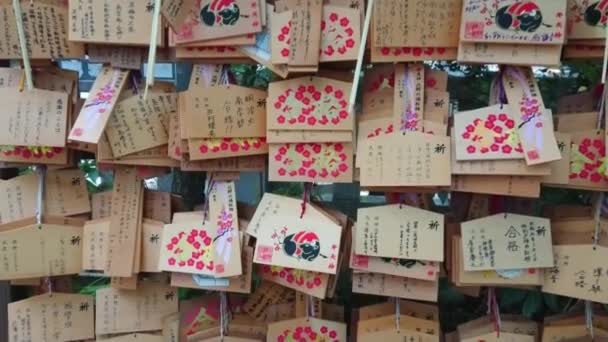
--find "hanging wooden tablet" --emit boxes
[351,226,440,281]
[267,317,347,342]
[362,64,394,119]
[101,334,163,342]
[95,282,179,335]
[268,76,353,131]
[458,0,566,65]
[69,67,130,145]
[0,173,38,225]
[183,85,268,161]
[358,314,440,342]
[259,264,330,299]
[161,0,200,31]
[568,129,608,190]
[502,67,562,165]
[105,93,177,157]
[0,88,68,147]
[542,132,571,185]
[452,174,542,198]
[171,246,253,294]
[355,204,444,261]
[44,168,91,217]
[268,142,354,183]
[358,132,451,187]
[0,222,83,280]
[9,293,94,342]
[541,244,608,304]
[172,0,263,44]
[253,211,341,274]
[0,1,84,59]
[452,236,543,287]
[460,213,553,271]
[394,63,424,133]
[82,218,110,271]
[352,272,438,302]
[69,0,164,46]
[371,0,460,63]
[106,166,144,277]
[567,0,608,40]
[454,104,524,161]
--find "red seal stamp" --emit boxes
[465,21,485,39]
[257,245,274,263]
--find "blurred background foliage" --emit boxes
[74,60,604,331]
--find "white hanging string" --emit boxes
[143,0,162,100]
[585,300,594,339]
[347,0,374,116]
[219,292,230,341]
[306,295,315,321]
[603,21,608,84]
[36,165,46,227]
[36,165,52,295]
[395,297,400,333]
[12,0,33,91]
[594,193,604,249]
[597,85,607,130]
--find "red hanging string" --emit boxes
[300,183,311,219]
[487,287,501,337]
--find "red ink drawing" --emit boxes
[367,71,395,92]
[177,0,259,40]
[465,21,485,38]
[515,94,549,160]
[275,21,292,58]
[197,137,266,155]
[201,0,246,27]
[570,137,608,183]
[71,71,122,137]
[185,46,238,53]
[72,128,83,137]
[257,245,274,263]
[213,188,236,269]
[272,228,327,262]
[273,83,349,126]
[165,228,214,272]
[460,112,524,156]
[261,265,325,290]
[366,123,394,139]
[568,0,608,27]
[0,146,64,160]
[274,143,350,180]
[352,254,369,268]
[276,324,341,342]
[380,46,448,57]
[320,11,357,60]
[472,1,564,39]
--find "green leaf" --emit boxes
[497,288,528,311]
[522,291,543,319]
[543,293,563,313]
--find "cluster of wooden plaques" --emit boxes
[3,0,608,341]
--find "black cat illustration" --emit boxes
[495,2,550,32]
[584,0,608,26]
[201,0,242,27]
[282,231,327,261]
